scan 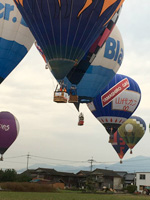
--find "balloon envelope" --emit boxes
[112,131,129,162]
[64,25,124,103]
[118,116,146,152]
[36,26,124,103]
[14,0,125,80]
[0,112,19,155]
[87,74,141,140]
[0,0,34,83]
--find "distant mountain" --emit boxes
[17,155,150,174]
[109,155,150,172]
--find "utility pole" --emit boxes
[88,157,95,171]
[27,153,30,171]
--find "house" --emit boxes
[136,172,150,192]
[89,169,123,190]
[124,173,135,186]
[76,170,91,189]
[21,168,124,190]
[116,171,135,188]
[22,168,77,188]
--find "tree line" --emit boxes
[0,169,31,182]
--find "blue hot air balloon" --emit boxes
[14,0,125,81]
[0,0,34,83]
[87,74,141,142]
[63,25,124,103]
[36,26,124,103]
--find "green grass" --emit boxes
[0,192,150,200]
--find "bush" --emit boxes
[126,185,137,193]
[0,182,56,192]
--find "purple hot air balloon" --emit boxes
[0,112,19,160]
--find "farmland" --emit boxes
[0,192,150,200]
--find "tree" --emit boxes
[85,176,96,192]
[0,169,17,182]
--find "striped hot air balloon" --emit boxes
[14,0,125,81]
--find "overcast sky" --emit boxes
[0,0,150,172]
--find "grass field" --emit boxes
[0,192,150,200]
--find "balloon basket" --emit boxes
[78,120,84,126]
[120,160,122,164]
[54,92,68,103]
[108,138,114,143]
[130,149,132,154]
[108,135,114,143]
[68,94,78,103]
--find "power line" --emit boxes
[31,154,88,163]
[4,153,150,168]
[4,155,27,159]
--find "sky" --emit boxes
[0,0,150,172]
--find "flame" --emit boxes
[100,0,118,16]
[78,0,93,18]
[103,0,125,25]
[77,0,124,23]
[15,0,24,6]
[58,0,61,7]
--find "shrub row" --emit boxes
[0,182,56,192]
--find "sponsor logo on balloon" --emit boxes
[112,90,140,112]
[0,2,27,27]
[104,37,124,65]
[101,78,130,107]
[0,124,10,131]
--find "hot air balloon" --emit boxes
[0,112,19,160]
[118,116,146,154]
[0,0,34,83]
[35,26,124,103]
[87,74,141,142]
[14,0,125,81]
[112,131,129,163]
[64,25,124,103]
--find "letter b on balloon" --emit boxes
[104,37,124,65]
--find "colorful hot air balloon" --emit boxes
[118,116,146,154]
[0,0,34,83]
[64,25,124,103]
[36,26,124,103]
[14,0,125,80]
[87,74,141,142]
[0,112,19,160]
[112,131,129,163]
